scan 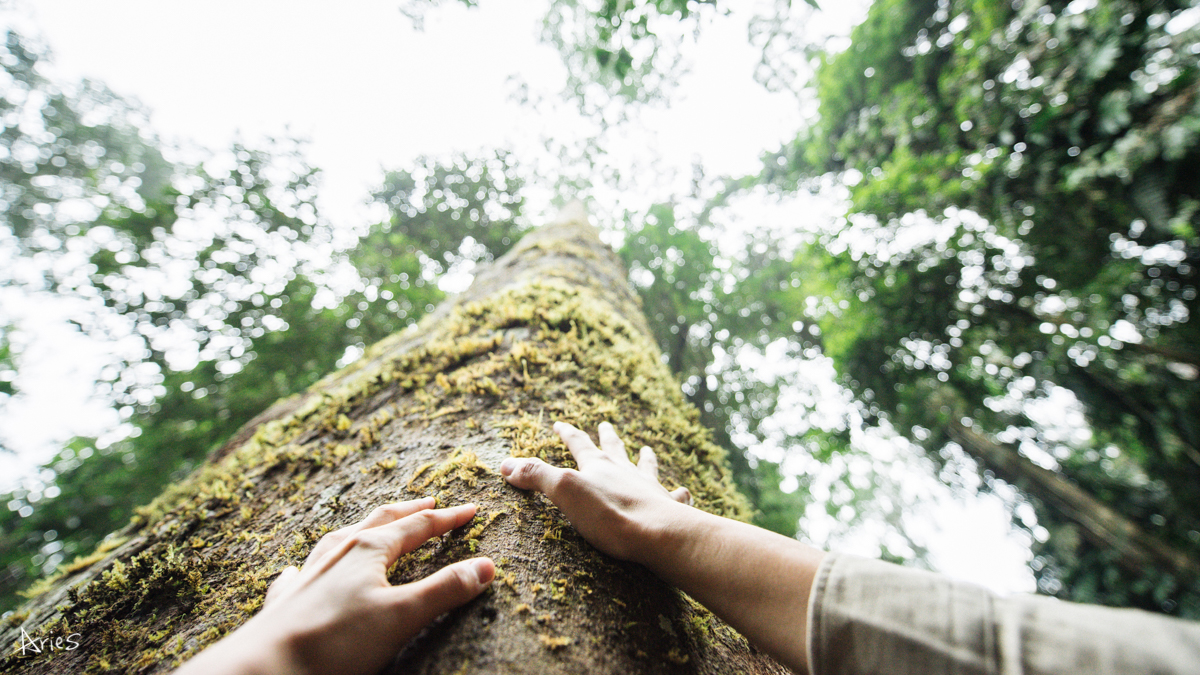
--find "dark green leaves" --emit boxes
[781,0,1200,614]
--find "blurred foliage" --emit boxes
[370,150,527,273]
[771,0,1200,614]
[0,327,13,455]
[617,201,812,532]
[542,0,820,106]
[542,0,718,104]
[0,329,12,399]
[400,0,818,107]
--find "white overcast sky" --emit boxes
[13,0,808,225]
[0,0,1038,593]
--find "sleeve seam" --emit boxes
[807,551,840,675]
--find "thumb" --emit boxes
[390,557,495,628]
[500,457,567,496]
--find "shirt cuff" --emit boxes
[806,552,997,675]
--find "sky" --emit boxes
[13,0,806,225]
[0,0,1038,593]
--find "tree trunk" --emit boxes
[0,205,788,674]
[946,419,1200,582]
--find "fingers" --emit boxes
[638,446,689,504]
[264,565,300,606]
[597,422,633,464]
[306,497,437,567]
[343,504,479,569]
[553,421,605,467]
[358,498,439,529]
[388,557,494,628]
[500,456,570,498]
[637,446,659,479]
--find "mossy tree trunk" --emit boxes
[1,205,788,674]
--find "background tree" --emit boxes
[617,201,817,534]
[768,0,1200,614]
[0,327,13,453]
[1,211,788,675]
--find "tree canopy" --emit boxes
[771,0,1200,614]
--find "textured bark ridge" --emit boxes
[1,205,788,674]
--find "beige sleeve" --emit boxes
[807,552,1200,675]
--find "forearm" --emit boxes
[642,504,826,675]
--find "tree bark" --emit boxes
[946,419,1200,582]
[0,205,788,674]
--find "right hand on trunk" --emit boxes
[499,421,692,565]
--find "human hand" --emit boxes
[174,498,494,675]
[504,421,825,675]
[499,421,691,565]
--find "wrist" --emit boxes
[634,500,719,574]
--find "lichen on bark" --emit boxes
[1,207,785,674]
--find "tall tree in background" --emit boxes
[1,210,787,675]
[770,0,1200,614]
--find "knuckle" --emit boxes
[345,532,371,549]
[381,503,407,519]
[412,509,440,533]
[514,460,542,482]
[319,529,346,546]
[412,509,437,524]
[446,564,476,596]
[554,468,581,493]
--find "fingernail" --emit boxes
[500,458,517,476]
[472,558,495,585]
